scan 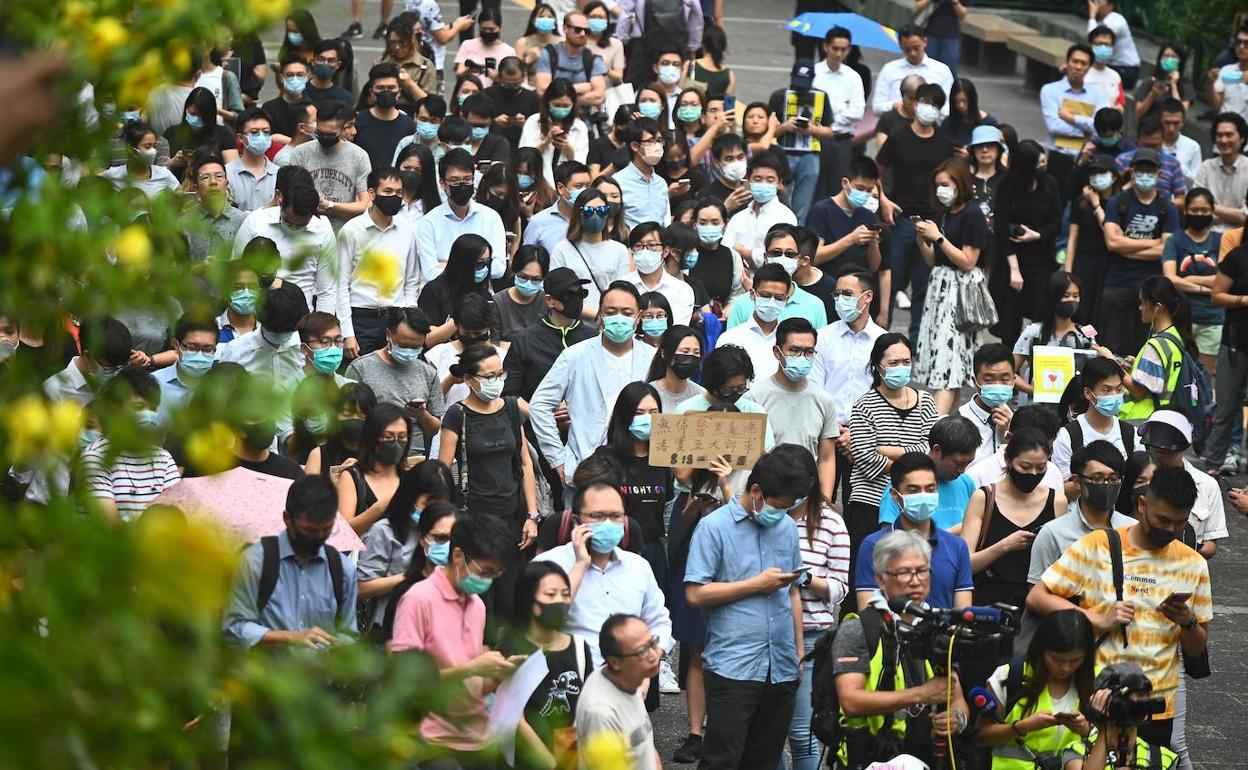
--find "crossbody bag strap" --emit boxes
[570,242,607,295]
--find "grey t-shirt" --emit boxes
[491,289,545,342]
[575,668,657,770]
[287,140,372,227]
[830,614,873,676]
[654,380,706,415]
[745,377,840,459]
[344,351,446,415]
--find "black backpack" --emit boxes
[1065,419,1135,455]
[1146,330,1214,450]
[544,43,597,83]
[808,607,888,749]
[643,0,689,59]
[256,535,347,617]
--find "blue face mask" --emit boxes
[122,110,141,124]
[602,315,635,343]
[134,409,161,429]
[416,120,440,142]
[549,105,573,120]
[534,16,557,33]
[474,265,490,284]
[1133,171,1158,192]
[847,188,872,209]
[676,105,702,124]
[629,414,652,441]
[781,354,813,382]
[588,17,608,35]
[641,318,668,338]
[753,296,784,324]
[261,329,293,347]
[637,102,662,120]
[518,173,536,190]
[226,285,253,313]
[515,277,543,297]
[1092,44,1113,63]
[979,384,1014,408]
[304,414,330,435]
[589,520,625,552]
[834,294,863,323]
[750,182,778,204]
[246,132,272,155]
[390,344,421,364]
[284,75,307,95]
[697,224,723,244]
[426,539,450,566]
[287,31,304,45]
[185,113,204,131]
[179,350,214,378]
[311,346,344,374]
[882,365,911,390]
[751,495,799,528]
[1222,68,1245,84]
[470,125,490,142]
[1094,393,1125,417]
[682,251,699,270]
[900,491,939,523]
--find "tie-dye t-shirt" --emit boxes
[1040,526,1212,718]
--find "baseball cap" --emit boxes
[1130,148,1162,168]
[1089,153,1118,172]
[544,267,589,298]
[791,60,815,90]
[969,125,1004,149]
[1137,410,1193,451]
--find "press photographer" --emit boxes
[1063,663,1178,770]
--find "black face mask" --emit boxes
[605,201,621,220]
[500,82,523,95]
[1007,466,1045,493]
[485,193,508,213]
[316,132,340,148]
[480,30,500,43]
[1082,480,1120,512]
[374,90,399,108]
[535,600,570,629]
[447,181,475,206]
[374,194,403,216]
[241,421,277,451]
[1143,512,1180,549]
[287,525,330,558]
[711,387,746,405]
[399,170,423,193]
[1056,300,1079,319]
[556,292,584,321]
[340,418,365,445]
[1185,213,1212,232]
[671,353,701,379]
[376,439,405,466]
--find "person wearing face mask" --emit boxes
[304,381,378,475]
[1110,275,1196,424]
[1085,26,1126,109]
[352,64,416,171]
[262,54,313,140]
[523,160,591,255]
[993,140,1062,348]
[303,40,354,106]
[164,87,240,180]
[623,222,696,327]
[1161,188,1222,375]
[99,121,180,196]
[182,154,247,264]
[531,282,654,490]
[876,416,981,534]
[414,149,508,281]
[688,197,744,312]
[491,247,549,340]
[1051,359,1134,508]
[548,188,630,320]
[1064,154,1119,326]
[726,225,829,331]
[957,343,1017,460]
[44,316,133,405]
[808,158,886,304]
[700,133,752,215]
[223,475,359,649]
[854,451,973,613]
[716,263,794,379]
[1028,464,1210,752]
[961,429,1066,610]
[335,168,418,358]
[218,282,309,384]
[391,142,442,227]
[285,100,373,228]
[225,108,279,213]
[645,324,706,412]
[453,7,515,87]
[337,403,410,536]
[154,315,220,427]
[520,78,589,190]
[502,268,598,401]
[723,152,797,272]
[345,306,444,435]
[423,293,504,415]
[390,512,522,763]
[1136,410,1226,560]
[767,59,836,224]
[294,311,354,395]
[615,118,673,230]
[231,397,307,481]
[485,57,541,146]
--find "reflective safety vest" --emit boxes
[991,660,1084,770]
[1120,330,1184,422]
[836,609,936,767]
[1069,735,1177,770]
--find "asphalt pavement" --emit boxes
[254,1,1246,765]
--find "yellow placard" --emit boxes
[1032,345,1077,403]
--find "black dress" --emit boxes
[975,487,1057,609]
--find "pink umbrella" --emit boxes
[154,466,365,552]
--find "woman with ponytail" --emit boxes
[1117,275,1199,422]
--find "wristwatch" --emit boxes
[526,512,541,523]
[933,237,945,248]
[799,570,814,588]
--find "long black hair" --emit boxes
[395,143,442,215]
[945,78,982,138]
[181,87,219,141]
[1038,270,1081,347]
[475,162,522,232]
[868,332,913,388]
[1140,273,1197,353]
[358,402,412,473]
[1016,610,1096,717]
[509,560,571,629]
[381,495,458,640]
[317,382,378,474]
[997,137,1042,201]
[539,77,578,136]
[646,324,703,382]
[603,381,662,460]
[638,291,673,340]
[1117,450,1154,515]
[386,459,456,543]
[441,233,494,299]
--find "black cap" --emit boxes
[1089,153,1118,172]
[791,59,815,90]
[1130,148,1162,168]
[544,267,589,298]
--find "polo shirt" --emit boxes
[390,567,489,750]
[614,161,671,230]
[877,472,977,531]
[958,396,1006,460]
[224,155,278,212]
[724,285,827,330]
[854,521,974,607]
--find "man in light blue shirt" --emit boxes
[613,117,671,230]
[684,449,804,769]
[522,160,591,255]
[878,415,981,531]
[223,476,357,648]
[413,148,507,280]
[155,315,220,427]
[1040,44,1110,154]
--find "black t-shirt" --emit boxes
[475,134,513,165]
[164,123,238,166]
[233,35,267,99]
[876,125,955,218]
[353,110,417,169]
[484,84,542,146]
[932,205,990,267]
[442,400,522,514]
[587,136,630,174]
[875,109,908,141]
[767,87,836,154]
[1070,198,1110,257]
[239,453,305,480]
[662,166,710,210]
[926,0,967,37]
[1219,244,1248,345]
[497,634,593,761]
[262,97,299,138]
[612,451,672,542]
[304,83,355,106]
[689,244,737,307]
[806,196,879,270]
[800,268,839,321]
[536,512,644,553]
[972,169,1004,221]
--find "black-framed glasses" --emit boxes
[579,511,627,524]
[469,557,505,580]
[565,24,589,33]
[1080,475,1122,486]
[305,336,345,348]
[766,249,800,260]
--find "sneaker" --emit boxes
[1220,448,1239,477]
[672,734,703,764]
[896,291,911,310]
[659,658,680,694]
[373,22,388,39]
[341,22,364,38]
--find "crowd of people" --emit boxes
[6,0,1248,768]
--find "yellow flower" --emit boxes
[62,0,94,27]
[166,44,192,77]
[114,225,151,272]
[47,401,85,455]
[6,395,50,464]
[247,0,292,24]
[580,730,631,770]
[88,17,129,64]
[118,50,165,110]
[357,248,401,298]
[184,422,239,475]
[135,512,235,615]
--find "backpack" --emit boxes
[642,0,689,59]
[1065,419,1136,456]
[1145,330,1214,448]
[808,607,888,750]
[544,43,596,84]
[257,535,346,616]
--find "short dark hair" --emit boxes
[571,480,623,515]
[385,306,431,334]
[296,310,340,343]
[313,39,341,58]
[824,25,852,44]
[462,92,497,120]
[367,165,402,190]
[915,82,946,110]
[450,510,515,564]
[764,223,799,251]
[775,317,816,347]
[1005,427,1051,460]
[747,445,813,498]
[1067,43,1094,62]
[101,365,162,408]
[1158,97,1186,116]
[627,117,663,152]
[752,262,792,293]
[1071,439,1126,477]
[283,179,320,216]
[711,132,747,161]
[418,94,448,119]
[316,99,352,125]
[1212,112,1248,147]
[701,344,754,391]
[1009,404,1060,441]
[1094,107,1124,133]
[1079,356,1125,391]
[190,153,226,181]
[80,316,133,368]
[1088,24,1116,44]
[280,52,309,71]
[930,415,982,456]
[897,23,925,40]
[438,147,475,178]
[258,282,309,333]
[1147,466,1197,512]
[1136,114,1163,138]
[890,451,936,488]
[973,342,1014,374]
[746,149,785,179]
[235,106,271,134]
[554,160,590,188]
[286,475,339,523]
[174,313,220,344]
[837,266,877,294]
[847,156,879,181]
[602,279,642,309]
[599,612,640,660]
[369,61,401,82]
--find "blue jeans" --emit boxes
[926,35,961,78]
[889,217,931,341]
[777,630,826,770]
[787,152,820,225]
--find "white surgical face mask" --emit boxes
[915,103,940,126]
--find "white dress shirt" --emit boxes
[42,358,94,404]
[1183,458,1229,544]
[871,55,954,117]
[1164,136,1203,185]
[518,115,590,187]
[623,269,696,325]
[810,318,885,426]
[413,199,507,281]
[723,197,797,270]
[216,328,304,383]
[957,397,1004,461]
[231,207,338,313]
[335,208,420,338]
[715,315,779,379]
[813,60,866,135]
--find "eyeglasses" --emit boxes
[1081,475,1122,486]
[469,557,505,580]
[640,312,668,321]
[579,511,627,524]
[883,567,931,582]
[180,343,218,355]
[778,346,815,358]
[631,242,664,252]
[425,532,451,544]
[565,24,589,34]
[197,173,226,182]
[306,336,345,348]
[581,204,611,217]
[615,636,662,658]
[314,57,340,66]
[766,249,800,260]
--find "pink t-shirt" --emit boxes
[453,39,517,88]
[391,567,488,749]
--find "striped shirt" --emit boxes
[1040,526,1212,718]
[796,505,851,629]
[80,438,181,523]
[848,388,939,506]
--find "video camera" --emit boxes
[886,597,1020,671]
[1084,663,1166,727]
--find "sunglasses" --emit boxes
[581,204,611,217]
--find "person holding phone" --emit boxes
[454,6,515,87]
